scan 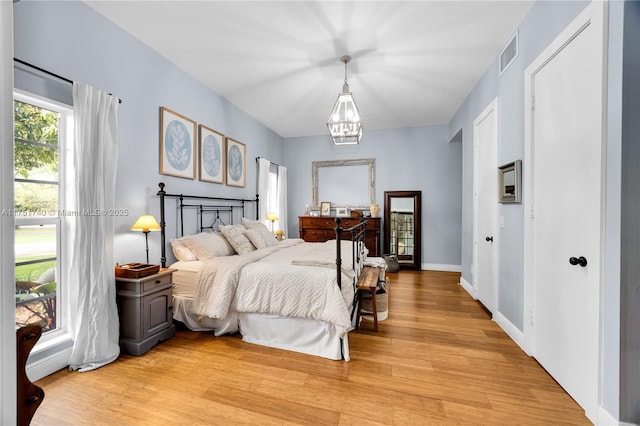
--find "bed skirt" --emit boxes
[239,313,349,361]
[173,295,350,361]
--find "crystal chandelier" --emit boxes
[326,55,363,145]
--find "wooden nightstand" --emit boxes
[115,268,176,356]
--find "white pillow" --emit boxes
[170,238,197,262]
[242,217,270,231]
[248,227,278,248]
[244,229,268,249]
[219,224,256,255]
[241,217,278,246]
[181,232,235,260]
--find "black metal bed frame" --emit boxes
[156,182,367,286]
[156,182,368,359]
[157,182,259,268]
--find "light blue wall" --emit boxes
[13,1,285,265]
[284,125,462,268]
[449,0,624,419]
[449,0,591,329]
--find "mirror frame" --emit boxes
[384,190,422,270]
[312,158,375,209]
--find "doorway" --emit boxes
[383,191,421,270]
[523,2,605,419]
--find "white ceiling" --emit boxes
[86,1,534,138]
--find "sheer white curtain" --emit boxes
[257,157,270,222]
[68,83,120,372]
[277,165,288,236]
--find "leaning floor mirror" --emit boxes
[384,191,422,270]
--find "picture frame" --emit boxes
[225,137,246,188]
[309,211,320,217]
[320,201,331,216]
[336,207,349,217]
[159,106,196,179]
[498,160,522,203]
[198,124,225,184]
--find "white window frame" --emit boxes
[14,90,74,360]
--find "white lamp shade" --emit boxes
[131,215,161,232]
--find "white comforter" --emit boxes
[191,239,358,334]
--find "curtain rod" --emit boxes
[256,156,280,167]
[14,58,123,104]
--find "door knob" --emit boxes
[569,256,588,267]
[485,236,493,242]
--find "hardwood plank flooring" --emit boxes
[32,270,589,425]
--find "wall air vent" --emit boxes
[499,30,519,76]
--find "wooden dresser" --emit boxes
[298,216,381,257]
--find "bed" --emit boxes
[156,183,367,360]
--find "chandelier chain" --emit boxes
[344,60,348,85]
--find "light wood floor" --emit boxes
[32,270,589,425]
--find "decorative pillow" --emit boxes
[181,232,236,260]
[219,224,256,255]
[170,238,197,262]
[255,226,278,247]
[244,229,268,249]
[241,217,278,247]
[241,217,269,231]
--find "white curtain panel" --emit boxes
[257,157,270,223]
[68,83,120,372]
[277,165,288,236]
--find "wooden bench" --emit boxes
[355,266,381,331]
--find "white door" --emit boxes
[524,2,604,418]
[473,99,499,314]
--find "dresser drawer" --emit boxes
[299,216,380,256]
[300,217,337,228]
[300,229,333,240]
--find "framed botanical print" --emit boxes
[226,137,246,187]
[199,124,225,184]
[159,107,196,179]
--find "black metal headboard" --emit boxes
[156,182,259,267]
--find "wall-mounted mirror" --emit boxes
[384,191,422,270]
[312,158,375,209]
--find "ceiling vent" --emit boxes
[499,30,518,76]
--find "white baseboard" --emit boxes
[459,276,476,299]
[26,346,71,382]
[423,263,462,272]
[596,406,618,426]
[493,311,529,355]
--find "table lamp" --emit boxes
[131,214,161,264]
[266,212,279,233]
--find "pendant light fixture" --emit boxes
[326,55,363,145]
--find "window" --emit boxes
[13,93,72,344]
[267,164,278,214]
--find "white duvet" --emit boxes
[191,239,358,334]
